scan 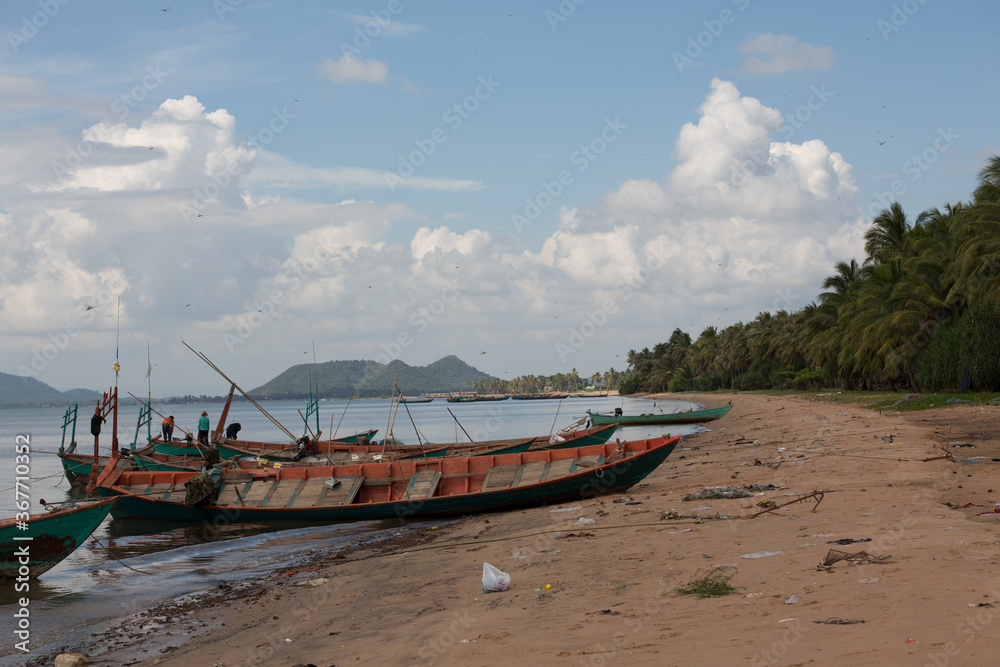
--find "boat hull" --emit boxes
[587,403,732,426]
[97,437,678,523]
[0,499,115,578]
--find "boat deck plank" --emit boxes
[482,464,521,490]
[315,476,365,506]
[264,478,306,507]
[288,478,330,508]
[404,470,442,499]
[513,461,549,487]
[242,480,277,506]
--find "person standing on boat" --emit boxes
[197,410,210,447]
[162,415,175,441]
[91,405,105,436]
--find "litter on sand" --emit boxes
[817,549,893,570]
[481,562,511,593]
[740,551,784,559]
[551,506,583,512]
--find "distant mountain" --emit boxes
[249,355,495,399]
[0,372,102,407]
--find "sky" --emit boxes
[1,1,998,397]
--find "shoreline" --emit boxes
[36,392,1000,665]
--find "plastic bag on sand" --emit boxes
[482,562,511,593]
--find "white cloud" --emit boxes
[0,79,867,394]
[319,55,388,84]
[244,152,486,193]
[738,34,835,74]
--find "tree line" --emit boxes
[616,155,1000,395]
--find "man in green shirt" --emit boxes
[198,410,210,447]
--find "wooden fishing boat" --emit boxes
[94,435,679,523]
[586,401,732,426]
[399,396,434,403]
[446,394,506,403]
[215,438,451,463]
[510,393,570,400]
[0,498,116,578]
[152,428,380,457]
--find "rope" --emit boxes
[90,538,154,575]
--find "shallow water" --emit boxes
[0,394,706,660]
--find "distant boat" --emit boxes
[446,394,506,403]
[94,435,680,523]
[399,396,434,403]
[0,499,116,578]
[587,401,732,426]
[510,393,569,400]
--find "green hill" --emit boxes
[249,355,495,399]
[0,372,102,407]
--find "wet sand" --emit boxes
[46,393,1000,666]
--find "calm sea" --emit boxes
[0,394,705,661]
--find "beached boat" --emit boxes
[586,402,732,426]
[95,435,680,523]
[0,498,116,578]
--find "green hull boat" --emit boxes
[0,499,116,578]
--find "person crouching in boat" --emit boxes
[295,431,322,460]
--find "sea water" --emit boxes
[0,394,704,660]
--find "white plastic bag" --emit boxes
[481,562,511,593]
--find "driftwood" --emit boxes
[817,549,893,570]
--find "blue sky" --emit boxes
[1,0,997,395]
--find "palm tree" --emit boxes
[864,202,911,266]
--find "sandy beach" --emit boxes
[48,392,1000,667]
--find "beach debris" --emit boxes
[817,549,893,570]
[751,490,827,518]
[293,578,329,587]
[813,617,865,625]
[557,532,594,538]
[613,497,633,503]
[534,584,553,591]
[509,550,528,559]
[575,517,596,525]
[757,499,777,509]
[784,594,798,604]
[827,538,872,545]
[54,655,86,667]
[684,486,750,501]
[891,393,923,407]
[550,505,583,512]
[859,578,881,584]
[905,638,918,643]
[481,562,510,593]
[740,551,784,559]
